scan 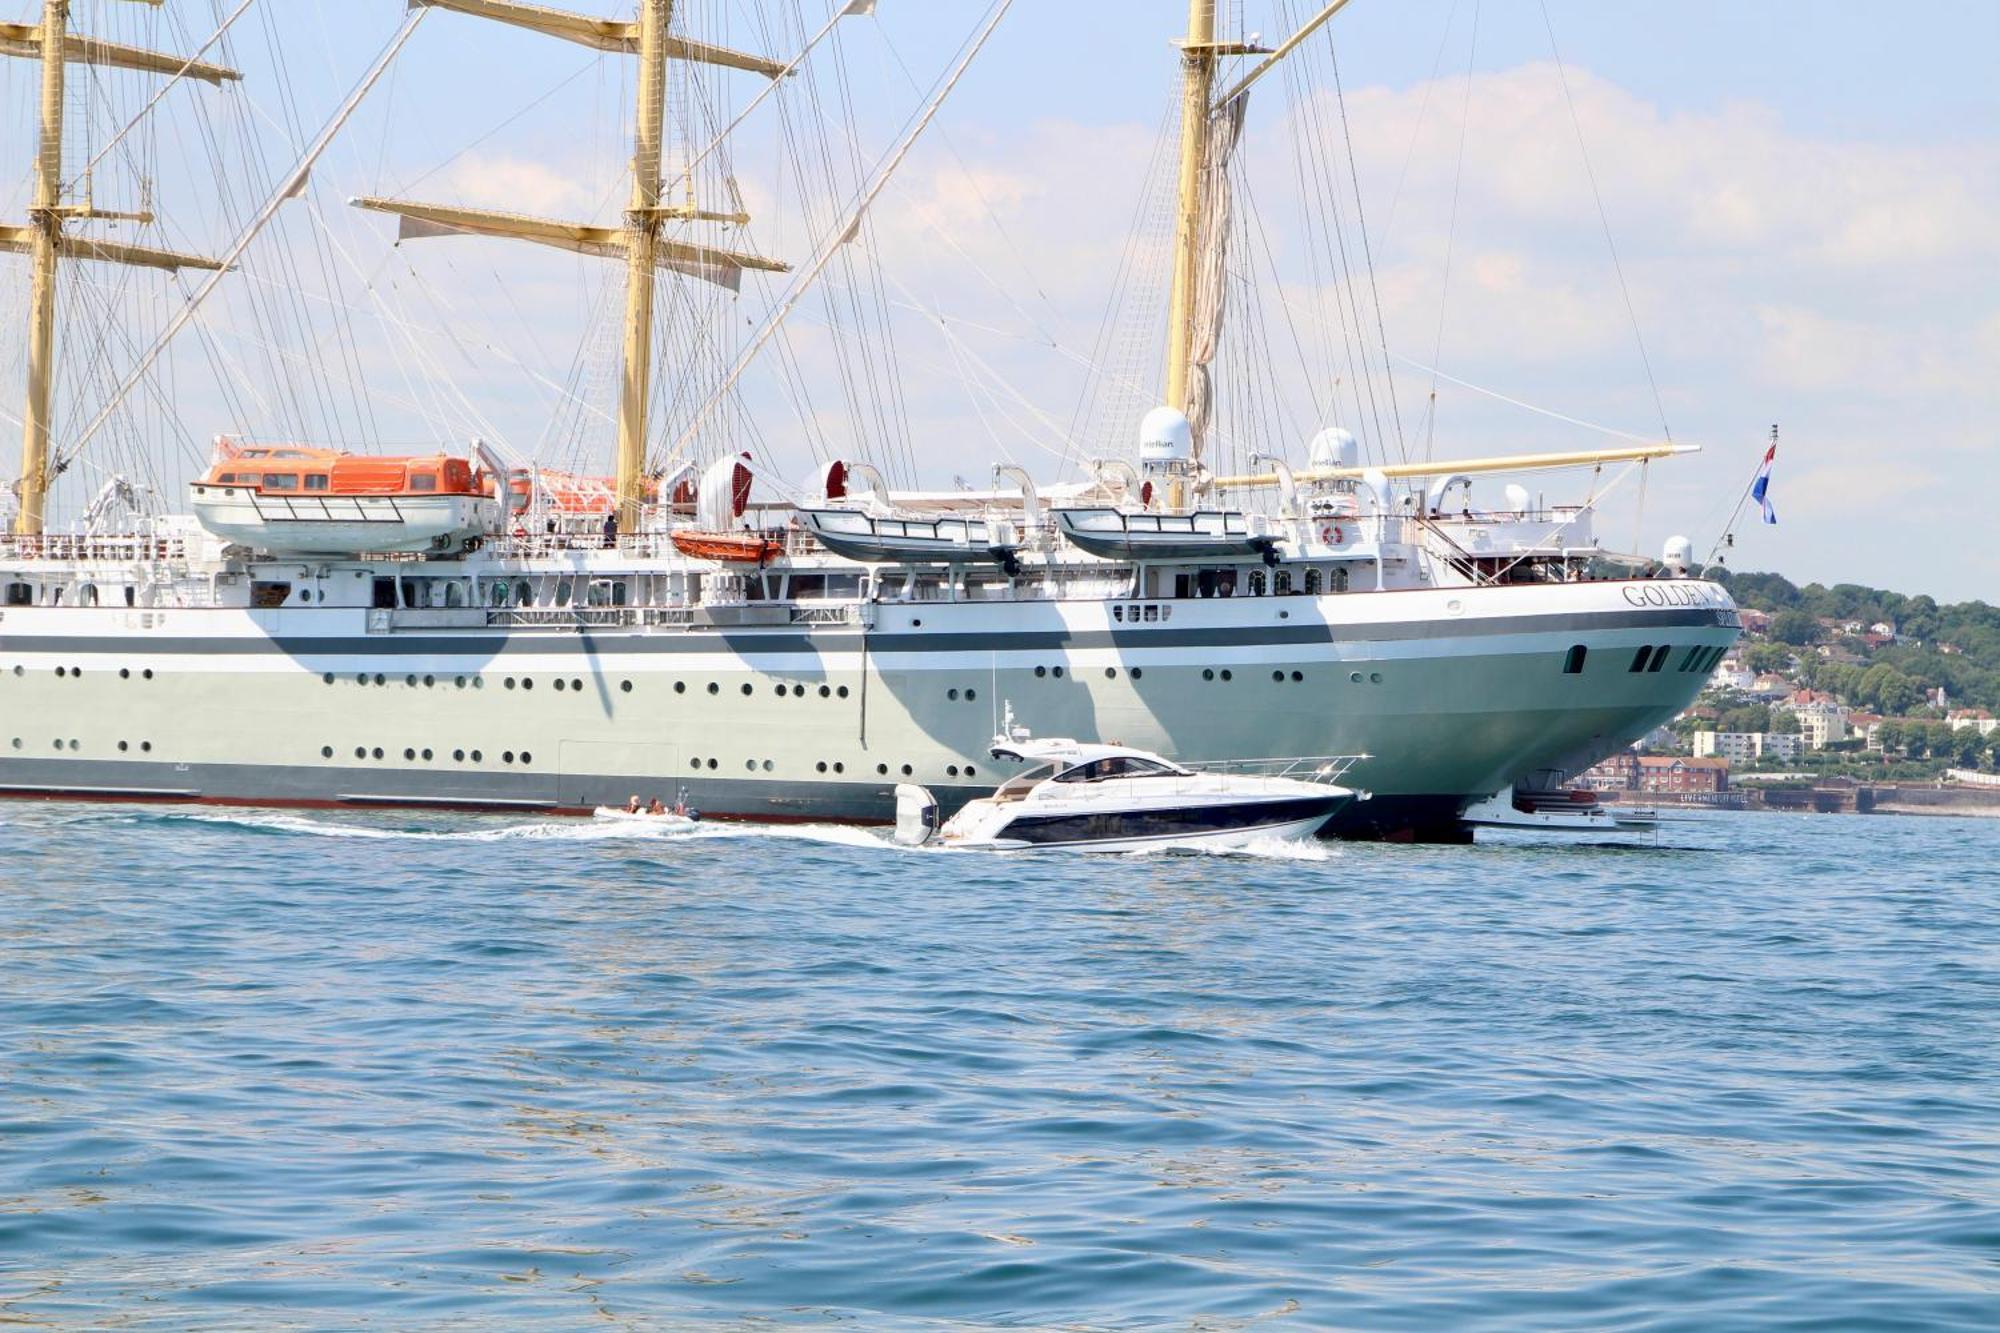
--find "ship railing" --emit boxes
[1193,753,1369,786]
[789,603,861,626]
[0,533,190,564]
[482,606,649,629]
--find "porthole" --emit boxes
[471,750,483,762]
[833,762,844,773]
[121,668,132,680]
[1220,669,1232,682]
[454,749,466,762]
[876,763,888,775]
[1052,666,1064,678]
[10,666,19,676]
[1202,668,1214,681]
[1273,670,1285,682]
[321,746,332,758]
[947,688,959,701]
[8,738,18,750]
[912,618,923,628]
[520,752,530,765]
[966,688,977,701]
[142,669,153,680]
[1291,671,1303,682]
[455,676,467,688]
[355,746,367,759]
[741,683,753,696]
[403,748,416,761]
[1370,672,1383,684]
[505,677,516,690]
[1035,666,1047,678]
[405,674,417,687]
[54,667,64,678]
[571,679,581,692]
[707,682,720,695]
[1350,671,1363,683]
[947,764,960,777]
[1105,668,1117,680]
[51,739,61,750]
[356,673,369,685]
[761,759,773,772]
[139,741,149,753]
[674,681,686,694]
[473,677,484,690]
[818,685,831,698]
[422,749,433,761]
[522,678,533,691]
[705,758,717,770]
[690,757,702,770]
[424,675,435,688]
[371,747,384,760]
[900,764,913,776]
[963,766,974,778]
[373,673,385,686]
[1128,670,1141,681]
[554,678,566,691]
[816,761,828,773]
[68,739,78,751]
[118,741,129,752]
[837,686,849,699]
[620,680,633,693]
[503,751,515,764]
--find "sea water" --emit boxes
[1,805,1995,1328]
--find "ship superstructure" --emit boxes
[0,1,1740,841]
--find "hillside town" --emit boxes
[1577,571,2000,810]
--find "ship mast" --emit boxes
[2,0,237,537]
[1161,0,1217,432]
[352,0,792,535]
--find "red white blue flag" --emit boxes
[1750,444,1777,524]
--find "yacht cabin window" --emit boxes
[1054,755,1182,783]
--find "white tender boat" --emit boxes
[797,507,1016,565]
[895,714,1361,852]
[592,805,700,829]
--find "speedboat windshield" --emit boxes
[994,761,1058,799]
[1054,755,1186,783]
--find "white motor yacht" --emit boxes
[895,713,1362,852]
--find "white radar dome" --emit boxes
[1306,426,1358,471]
[1661,534,1693,576]
[1138,406,1192,466]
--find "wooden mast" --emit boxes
[2,1,237,537]
[616,0,670,535]
[1162,0,1215,437]
[15,0,65,539]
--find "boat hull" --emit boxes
[0,577,1737,840]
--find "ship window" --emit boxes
[424,675,435,687]
[1220,669,1232,682]
[262,473,298,490]
[816,761,828,773]
[1678,647,1702,672]
[403,748,416,760]
[877,764,889,775]
[471,750,483,762]
[741,683,753,696]
[251,581,291,608]
[1629,647,1651,672]
[1113,606,1124,622]
[674,681,686,694]
[900,764,913,776]
[321,746,332,758]
[706,758,717,770]
[454,749,465,762]
[818,684,830,698]
[1203,668,1214,681]
[405,674,417,687]
[304,474,329,491]
[1647,644,1670,672]
[1144,604,1160,621]
[503,751,515,763]
[4,583,28,606]
[1274,571,1293,595]
[707,682,719,694]
[554,678,566,691]
[837,686,850,698]
[947,765,960,777]
[1273,670,1285,682]
[1034,666,1047,678]
[410,474,438,492]
[1305,569,1323,595]
[1291,670,1303,682]
[834,762,845,773]
[947,688,959,700]
[374,578,397,610]
[422,749,433,761]
[371,747,384,759]
[520,752,531,765]
[1563,645,1588,674]
[1370,672,1383,684]
[555,580,573,607]
[691,758,702,770]
[142,669,153,680]
[139,742,150,753]
[118,741,128,752]
[620,680,632,693]
[1052,666,1065,678]
[521,677,533,691]
[966,688,977,701]
[297,587,311,602]
[1129,669,1142,681]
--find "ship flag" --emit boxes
[1751,443,1778,524]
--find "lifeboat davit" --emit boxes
[190,446,501,555]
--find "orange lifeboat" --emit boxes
[191,445,501,555]
[670,529,785,563]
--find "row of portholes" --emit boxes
[1032,665,1145,682]
[682,756,977,780]
[685,681,853,699]
[12,737,104,751]
[945,687,980,701]
[325,745,532,765]
[331,671,639,696]
[14,666,155,679]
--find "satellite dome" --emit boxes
[1138,406,1192,466]
[1306,426,1358,470]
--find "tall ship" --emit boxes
[0,0,1738,840]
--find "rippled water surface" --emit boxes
[2,804,1997,1328]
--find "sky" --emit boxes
[1,1,1995,603]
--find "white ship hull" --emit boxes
[0,548,1737,840]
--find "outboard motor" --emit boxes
[894,784,940,846]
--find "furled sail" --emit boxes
[1184,94,1246,459]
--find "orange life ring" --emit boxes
[1317,521,1344,545]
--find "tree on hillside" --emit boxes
[1858,663,1922,716]
[1768,708,1801,735]
[1771,610,1823,646]
[1985,731,2000,773]
[1876,721,1906,755]
[1744,642,1792,673]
